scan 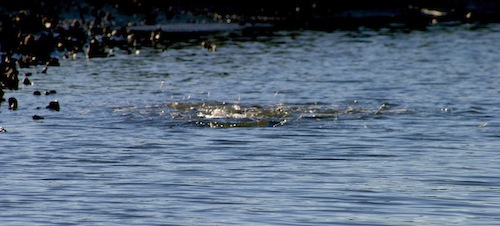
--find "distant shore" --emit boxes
[1,0,499,63]
[1,0,499,103]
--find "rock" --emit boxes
[0,89,4,102]
[46,100,60,111]
[87,37,107,58]
[44,90,57,95]
[8,97,18,110]
[47,58,60,66]
[32,115,45,120]
[1,55,19,90]
[22,77,32,85]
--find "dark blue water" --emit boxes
[1,24,500,225]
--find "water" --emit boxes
[1,23,500,225]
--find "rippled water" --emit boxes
[2,24,500,225]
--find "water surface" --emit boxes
[1,24,500,225]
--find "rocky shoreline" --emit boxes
[0,0,499,124]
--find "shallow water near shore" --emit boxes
[1,23,500,225]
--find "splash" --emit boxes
[167,102,291,128]
[161,101,410,128]
[114,101,411,128]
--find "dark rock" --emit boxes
[32,115,45,120]
[33,91,42,95]
[44,90,57,95]
[1,55,20,90]
[87,37,108,58]
[46,100,60,111]
[47,58,60,66]
[22,77,32,85]
[8,97,18,110]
